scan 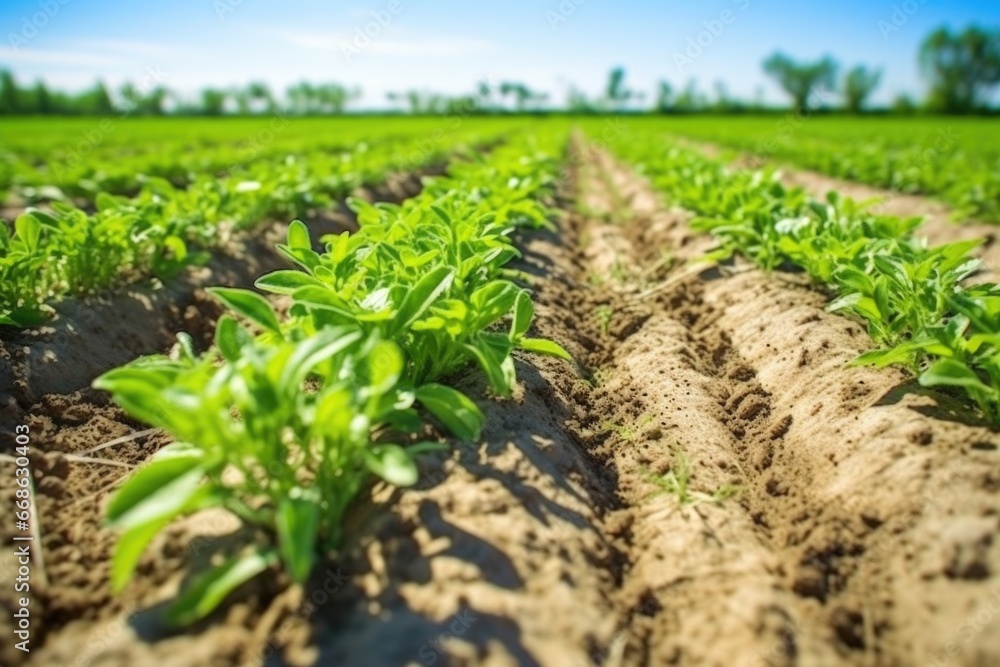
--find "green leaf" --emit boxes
[406,441,450,455]
[470,281,519,329]
[208,287,281,335]
[416,383,484,441]
[14,213,42,252]
[291,286,356,319]
[393,266,455,333]
[106,456,205,529]
[0,306,52,328]
[276,496,320,583]
[167,549,278,626]
[363,444,418,486]
[385,407,424,433]
[368,340,403,395]
[518,337,573,361]
[111,517,171,593]
[255,270,323,295]
[463,341,513,396]
[510,291,534,340]
[279,327,362,390]
[287,220,312,249]
[93,367,178,427]
[276,244,322,273]
[215,315,253,362]
[850,346,916,368]
[919,359,993,393]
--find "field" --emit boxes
[2,115,1000,667]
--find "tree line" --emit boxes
[0,24,996,116]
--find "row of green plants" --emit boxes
[2,128,427,202]
[607,133,1000,424]
[0,118,533,201]
[93,131,573,624]
[0,128,498,327]
[744,135,1000,223]
[644,117,1000,223]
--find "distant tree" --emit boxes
[1,70,20,114]
[246,81,274,113]
[122,84,168,115]
[387,90,422,114]
[604,66,634,111]
[919,25,1000,113]
[232,87,250,114]
[566,86,595,114]
[315,84,358,114]
[287,81,315,114]
[498,82,546,112]
[86,81,115,115]
[891,93,918,115]
[674,80,705,113]
[34,81,53,114]
[475,80,497,112]
[711,80,743,112]
[119,82,139,112]
[201,88,227,115]
[654,81,674,113]
[426,93,447,114]
[314,85,338,114]
[842,65,882,113]
[387,90,444,114]
[405,90,423,114]
[444,95,478,116]
[138,87,167,115]
[762,52,838,111]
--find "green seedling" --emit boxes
[95,325,481,625]
[601,414,653,442]
[643,454,741,507]
[610,258,628,284]
[594,305,614,337]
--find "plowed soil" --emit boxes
[2,143,999,667]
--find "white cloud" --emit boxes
[368,37,494,57]
[0,46,124,67]
[275,30,340,51]
[274,28,495,58]
[74,39,172,56]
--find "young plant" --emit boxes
[643,453,741,507]
[94,322,479,625]
[594,305,614,337]
[602,414,653,442]
[854,290,1000,422]
[257,210,571,398]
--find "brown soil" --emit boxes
[3,143,999,667]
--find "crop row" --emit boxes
[648,117,1000,223]
[0,126,505,327]
[605,131,1000,424]
[2,132,397,203]
[0,118,503,202]
[92,130,573,624]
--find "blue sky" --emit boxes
[0,0,997,109]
